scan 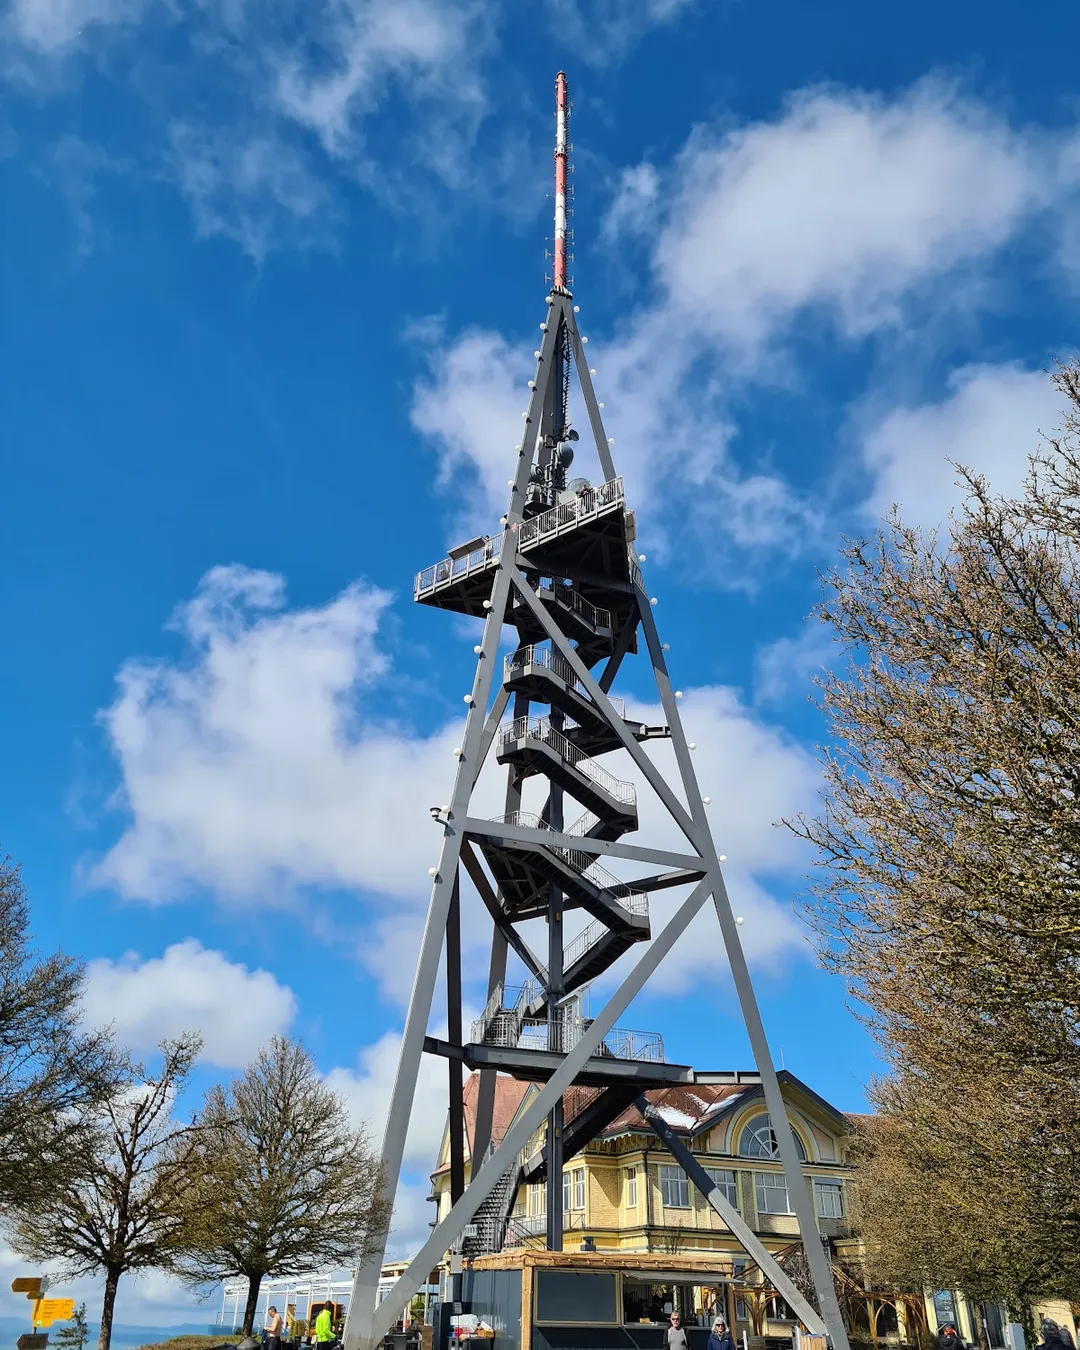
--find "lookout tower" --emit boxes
[344,73,850,1350]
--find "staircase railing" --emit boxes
[497,716,636,805]
[488,810,647,915]
[537,580,611,632]
[504,645,626,720]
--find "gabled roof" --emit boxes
[597,1070,861,1140]
[433,1072,530,1176]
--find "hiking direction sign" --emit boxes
[11,1280,45,1295]
[33,1300,75,1328]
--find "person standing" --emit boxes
[666,1312,690,1350]
[708,1319,734,1350]
[313,1304,336,1350]
[265,1307,283,1350]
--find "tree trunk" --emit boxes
[243,1273,264,1337]
[98,1266,122,1350]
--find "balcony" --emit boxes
[414,478,626,603]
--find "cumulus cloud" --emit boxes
[860,361,1067,525]
[93,563,466,904]
[410,325,532,525]
[272,0,488,166]
[659,81,1047,350]
[82,939,298,1067]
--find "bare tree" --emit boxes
[789,361,1080,1303]
[5,1036,203,1350]
[0,854,124,1209]
[171,1036,390,1336]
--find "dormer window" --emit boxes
[738,1113,807,1160]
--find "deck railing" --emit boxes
[497,715,636,806]
[414,534,503,598]
[517,477,625,550]
[414,477,625,600]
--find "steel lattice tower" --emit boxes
[343,72,850,1350]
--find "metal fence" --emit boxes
[517,477,625,551]
[414,534,504,598]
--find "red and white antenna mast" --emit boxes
[553,70,571,293]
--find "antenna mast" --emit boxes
[553,70,570,293]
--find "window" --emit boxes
[814,1179,844,1219]
[530,1182,545,1216]
[625,1168,638,1210]
[660,1165,689,1208]
[573,1167,586,1211]
[754,1171,794,1215]
[766,1298,796,1322]
[735,1300,749,1323]
[705,1167,738,1208]
[562,1170,571,1213]
[738,1113,807,1160]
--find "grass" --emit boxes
[135,1336,243,1350]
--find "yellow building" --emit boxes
[431,1070,1078,1349]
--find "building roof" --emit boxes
[598,1083,752,1138]
[433,1072,530,1175]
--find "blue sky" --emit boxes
[3,0,1079,1323]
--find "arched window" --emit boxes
[738,1113,807,1160]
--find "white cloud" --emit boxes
[601,162,660,243]
[327,1029,448,1174]
[167,123,334,263]
[5,0,143,53]
[659,81,1047,351]
[753,622,837,707]
[410,325,531,525]
[272,0,487,166]
[82,939,298,1067]
[620,685,817,979]
[544,0,695,66]
[94,564,465,904]
[861,362,1066,525]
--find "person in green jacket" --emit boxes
[313,1305,336,1349]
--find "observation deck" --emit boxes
[413,478,640,647]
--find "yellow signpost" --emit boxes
[32,1300,75,1329]
[11,1280,44,1295]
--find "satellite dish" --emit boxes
[567,429,579,441]
[557,442,575,468]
